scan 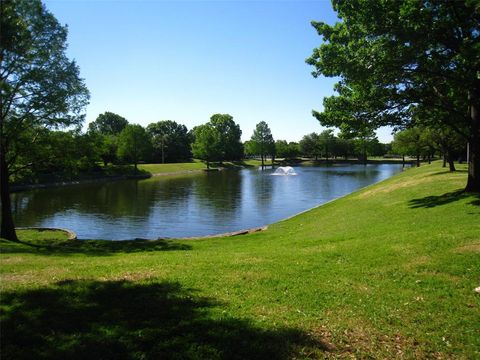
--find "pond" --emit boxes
[12,164,404,240]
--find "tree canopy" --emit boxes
[209,114,243,162]
[307,0,480,191]
[117,124,152,172]
[191,124,221,168]
[250,121,275,167]
[0,0,90,240]
[87,112,129,166]
[88,112,128,136]
[147,120,192,163]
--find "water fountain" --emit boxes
[271,166,297,176]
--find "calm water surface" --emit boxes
[12,164,404,239]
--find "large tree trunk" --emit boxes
[465,90,480,192]
[0,152,18,241]
[447,151,456,172]
[465,139,480,192]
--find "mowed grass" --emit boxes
[1,162,479,359]
[138,159,263,174]
[138,160,206,174]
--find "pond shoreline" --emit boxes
[10,159,412,193]
[10,170,209,193]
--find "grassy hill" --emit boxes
[1,162,479,359]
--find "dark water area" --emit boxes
[11,164,404,240]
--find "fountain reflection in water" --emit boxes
[271,166,297,176]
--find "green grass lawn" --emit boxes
[138,159,264,174]
[138,160,206,174]
[1,162,479,359]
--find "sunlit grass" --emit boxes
[1,162,479,358]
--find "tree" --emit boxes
[1,0,89,241]
[147,120,192,163]
[299,133,321,160]
[429,127,465,172]
[243,140,256,158]
[287,142,300,159]
[317,129,335,161]
[391,128,427,168]
[332,137,354,160]
[275,140,289,159]
[307,0,480,191]
[88,112,128,136]
[209,114,243,162]
[250,121,274,168]
[191,124,221,169]
[87,112,128,166]
[276,140,300,160]
[117,124,152,172]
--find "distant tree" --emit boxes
[100,135,119,166]
[191,124,221,169]
[317,129,335,161]
[147,120,192,163]
[87,112,129,166]
[366,138,388,158]
[209,114,243,162]
[250,121,274,167]
[243,140,256,158]
[74,132,103,172]
[275,140,289,159]
[419,128,437,164]
[117,125,152,172]
[332,137,354,160]
[88,112,128,136]
[0,0,89,241]
[391,128,426,167]
[276,140,300,159]
[338,125,377,165]
[434,128,465,172]
[299,133,321,160]
[287,142,300,159]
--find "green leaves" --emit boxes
[191,124,222,167]
[117,124,152,169]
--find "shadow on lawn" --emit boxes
[426,169,468,177]
[409,189,480,208]
[0,238,191,256]
[0,280,329,359]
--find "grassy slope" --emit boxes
[1,162,479,359]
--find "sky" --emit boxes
[44,0,393,143]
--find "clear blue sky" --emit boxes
[44,0,393,143]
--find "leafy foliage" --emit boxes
[88,112,128,136]
[275,140,300,159]
[307,0,480,190]
[209,114,243,162]
[0,0,90,240]
[147,120,192,163]
[250,121,275,166]
[191,124,221,168]
[117,124,152,171]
